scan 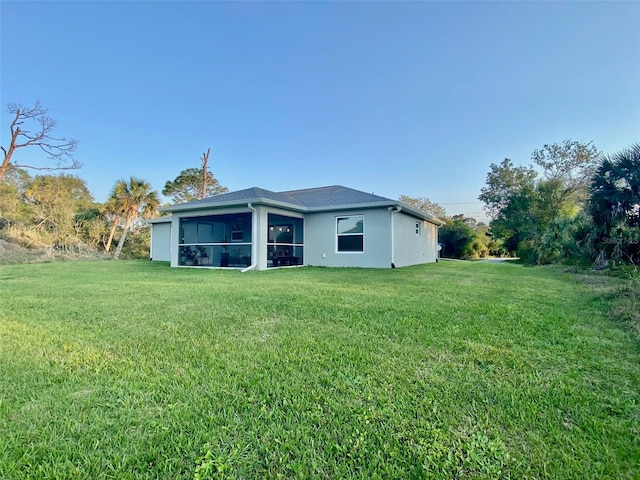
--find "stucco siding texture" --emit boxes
[393,212,438,267]
[150,222,172,261]
[304,209,392,268]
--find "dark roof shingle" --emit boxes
[166,185,391,210]
[166,187,305,209]
[279,185,392,208]
[160,184,444,224]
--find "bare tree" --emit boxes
[531,140,600,198]
[201,147,210,199]
[1,101,80,183]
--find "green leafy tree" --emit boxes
[479,160,538,254]
[110,177,159,259]
[24,174,93,247]
[480,141,600,260]
[0,167,31,223]
[163,167,228,204]
[531,140,600,201]
[75,206,108,251]
[439,215,478,259]
[491,179,582,262]
[398,195,447,219]
[479,158,537,219]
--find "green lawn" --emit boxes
[0,260,638,479]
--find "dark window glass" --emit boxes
[338,235,363,252]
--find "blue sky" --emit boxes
[1,1,639,222]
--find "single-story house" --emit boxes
[148,185,444,270]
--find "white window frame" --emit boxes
[336,215,364,254]
[416,222,421,236]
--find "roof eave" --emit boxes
[146,217,172,224]
[161,197,307,213]
[306,200,397,213]
[159,197,445,226]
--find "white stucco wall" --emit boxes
[304,208,392,268]
[150,221,171,261]
[393,212,438,267]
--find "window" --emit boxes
[416,222,421,235]
[336,215,364,252]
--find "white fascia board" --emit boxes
[146,217,173,224]
[160,197,307,214]
[161,197,263,213]
[305,201,396,213]
[306,201,446,226]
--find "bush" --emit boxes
[440,218,477,259]
[516,239,537,264]
[116,226,151,259]
[534,214,593,266]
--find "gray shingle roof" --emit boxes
[160,184,444,224]
[279,185,393,208]
[164,185,392,211]
[175,187,306,208]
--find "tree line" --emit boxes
[1,102,227,260]
[479,140,639,267]
[2,101,638,269]
[403,139,639,268]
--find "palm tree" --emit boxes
[589,143,640,229]
[104,196,122,253]
[588,143,640,264]
[110,177,159,259]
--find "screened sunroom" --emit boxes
[267,213,304,267]
[177,211,304,268]
[178,213,252,267]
